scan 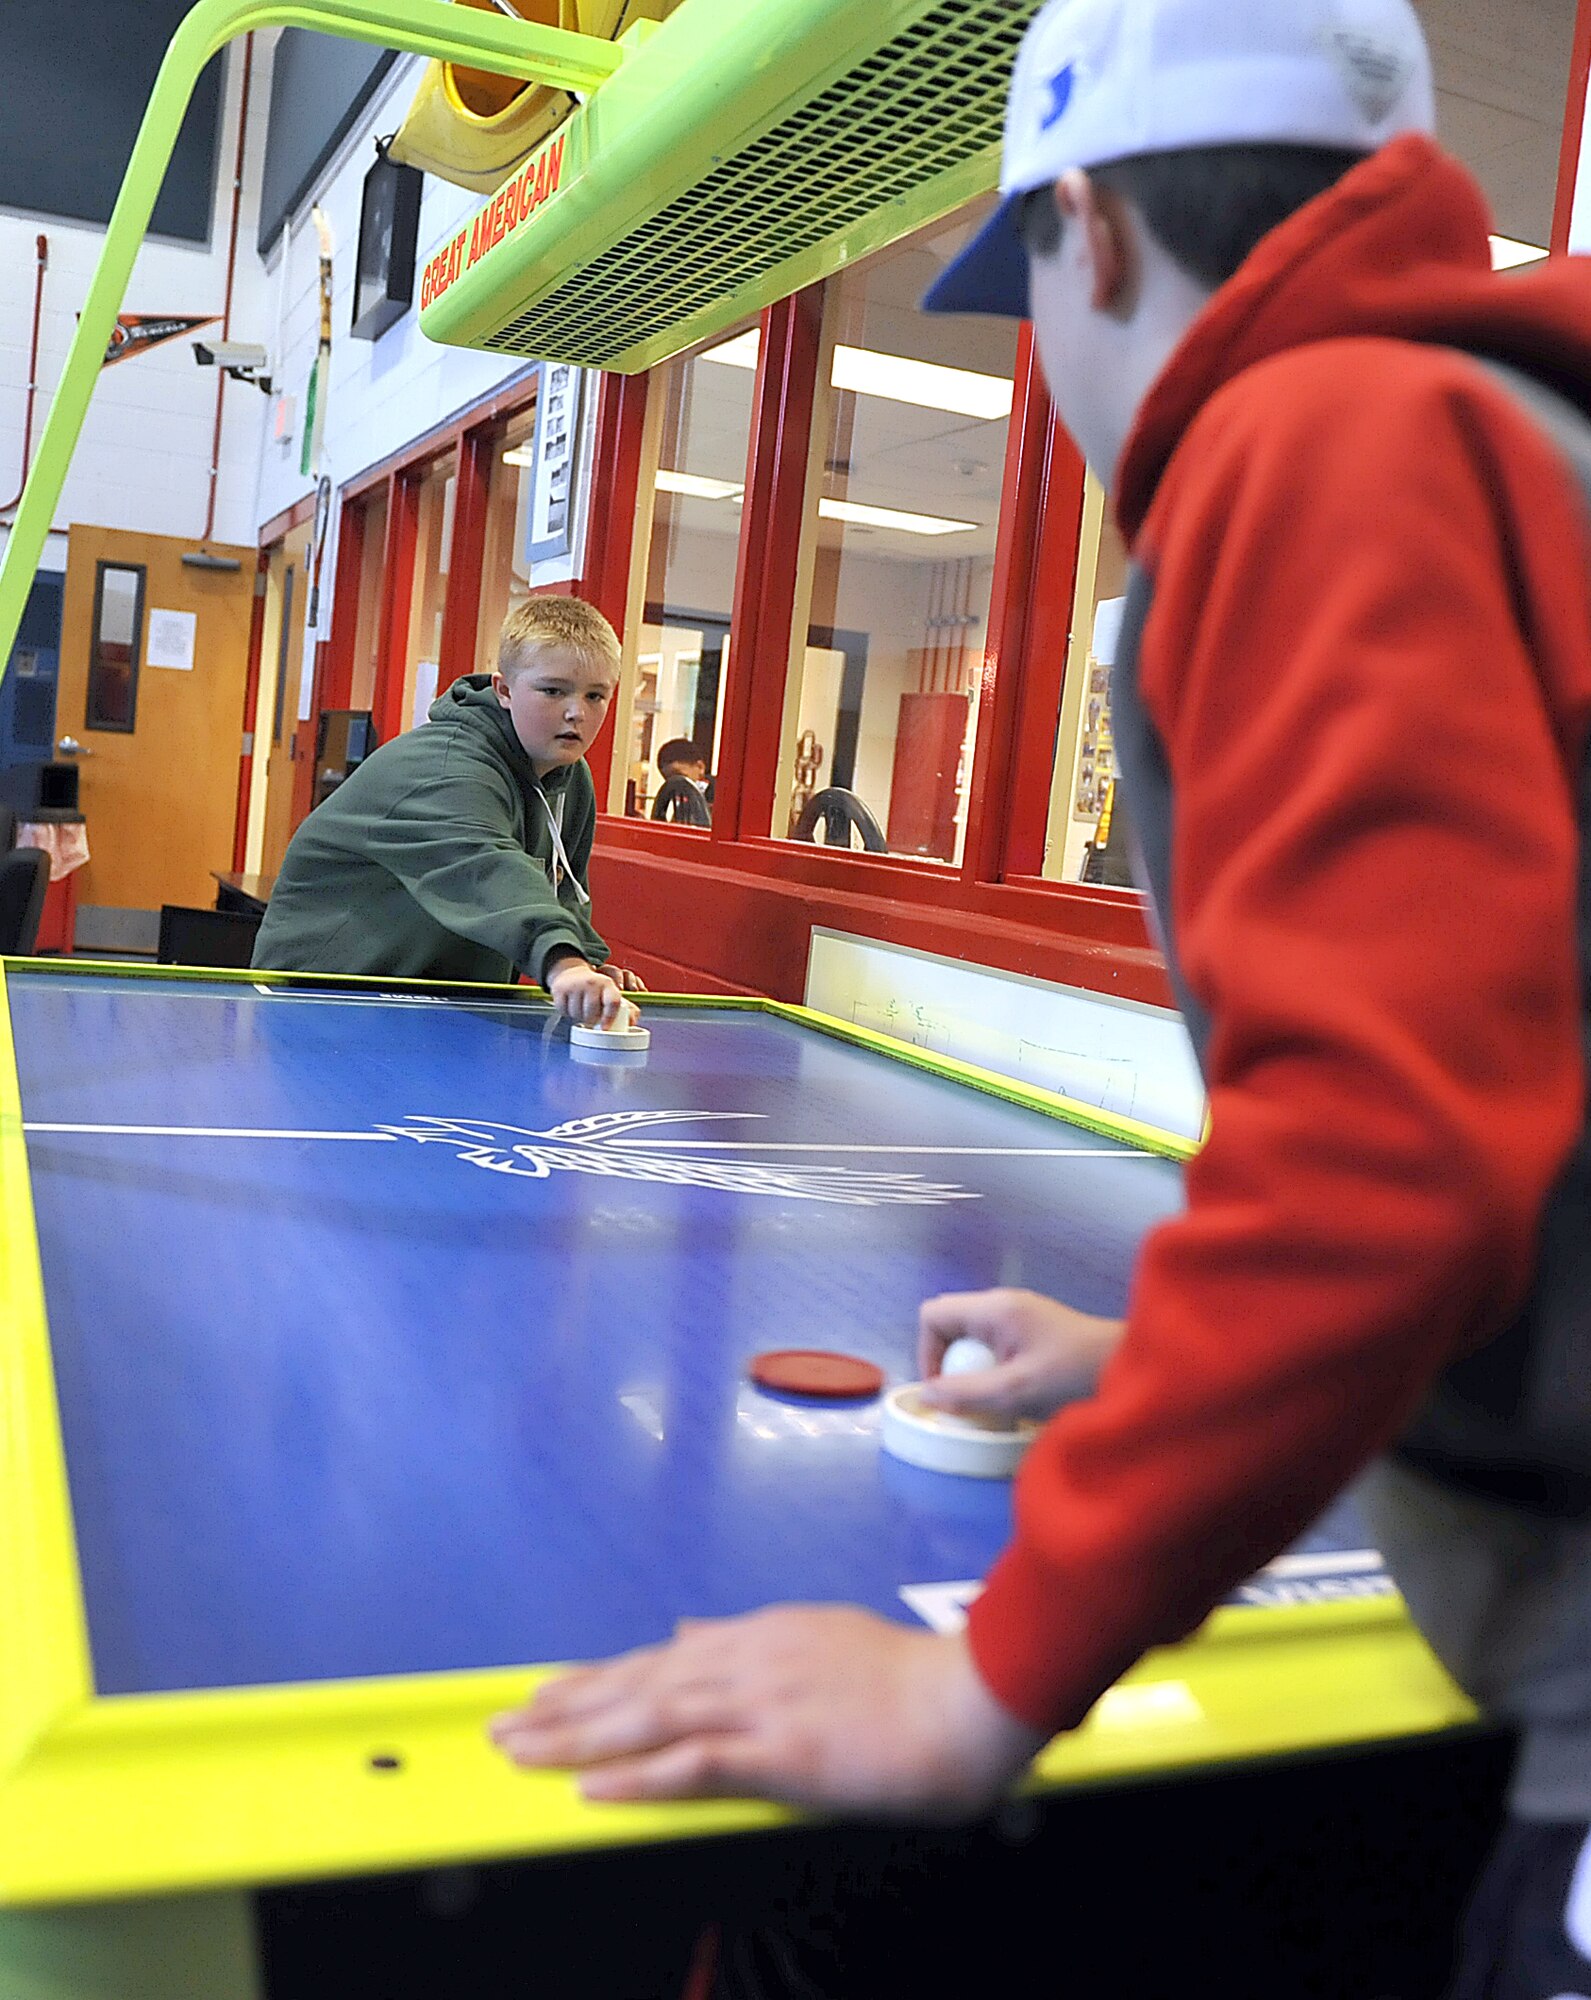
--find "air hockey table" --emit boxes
[0,959,1475,1994]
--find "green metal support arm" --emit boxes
[0,0,626,679]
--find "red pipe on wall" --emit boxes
[0,234,50,519]
[201,32,255,545]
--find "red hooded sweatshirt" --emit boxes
[968,136,1591,1743]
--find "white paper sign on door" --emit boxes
[146,608,197,671]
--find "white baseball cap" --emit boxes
[924,0,1435,316]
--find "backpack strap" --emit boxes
[1469,355,1591,512]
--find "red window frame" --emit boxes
[371,465,422,747]
[251,297,1170,1004]
[230,549,269,871]
[436,426,494,695]
[301,369,648,816]
[320,372,555,795]
[1552,0,1591,254]
[589,288,1169,1001]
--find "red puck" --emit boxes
[748,1349,886,1401]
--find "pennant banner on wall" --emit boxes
[103,314,218,368]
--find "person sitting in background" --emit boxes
[253,596,641,1027]
[655,737,711,797]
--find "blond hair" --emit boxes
[497,596,621,679]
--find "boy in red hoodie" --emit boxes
[493,3,1591,1985]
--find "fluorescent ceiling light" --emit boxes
[819,498,976,536]
[651,440,971,528]
[831,344,1012,419]
[501,446,535,467]
[701,329,761,370]
[1490,234,1548,269]
[655,469,744,501]
[702,327,1012,419]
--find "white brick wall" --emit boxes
[253,53,533,573]
[0,35,275,572]
[0,34,534,588]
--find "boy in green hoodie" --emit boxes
[253,595,637,1027]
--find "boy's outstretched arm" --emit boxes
[355,766,608,986]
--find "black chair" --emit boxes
[313,708,377,810]
[0,845,49,954]
[0,803,16,853]
[791,787,888,853]
[650,775,712,827]
[157,904,263,969]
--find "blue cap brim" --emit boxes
[921,193,1029,317]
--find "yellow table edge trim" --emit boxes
[0,962,95,1775]
[0,1596,1478,1905]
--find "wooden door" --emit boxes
[58,525,254,911]
[256,520,313,879]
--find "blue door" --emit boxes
[0,570,64,774]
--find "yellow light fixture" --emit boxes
[388,0,687,196]
[501,445,536,467]
[819,497,976,535]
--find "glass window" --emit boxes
[1041,470,1133,889]
[776,208,1018,864]
[348,487,388,712]
[271,559,297,748]
[475,405,538,679]
[85,561,146,732]
[620,335,757,822]
[401,456,455,731]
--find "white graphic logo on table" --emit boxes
[377,1110,978,1207]
[27,1105,1150,1207]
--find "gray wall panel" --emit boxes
[0,1,222,244]
[257,32,398,254]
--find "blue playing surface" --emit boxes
[12,974,1375,1699]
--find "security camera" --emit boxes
[193,339,273,393]
[193,339,267,369]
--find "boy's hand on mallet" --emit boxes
[545,954,633,1028]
